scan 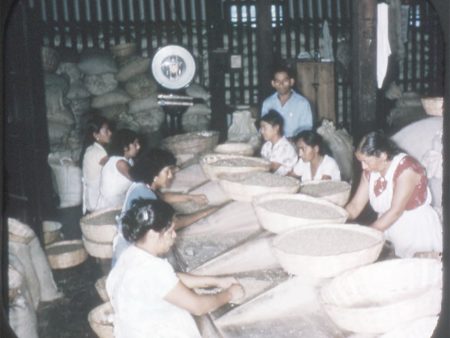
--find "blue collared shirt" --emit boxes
[261,90,313,137]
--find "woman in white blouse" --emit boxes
[107,199,244,338]
[290,130,341,181]
[95,129,141,211]
[259,109,298,175]
[80,115,112,214]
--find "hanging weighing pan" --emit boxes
[151,45,196,90]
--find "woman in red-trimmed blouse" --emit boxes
[345,131,442,258]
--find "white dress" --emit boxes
[368,153,442,257]
[260,136,298,175]
[82,142,107,213]
[292,154,341,181]
[106,245,201,338]
[95,156,133,211]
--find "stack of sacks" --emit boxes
[43,69,75,150]
[113,46,164,145]
[227,109,261,150]
[183,83,212,132]
[8,218,63,325]
[317,119,354,182]
[78,48,127,123]
[57,61,90,140]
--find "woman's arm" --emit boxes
[161,192,208,205]
[99,156,109,166]
[116,159,132,180]
[173,206,219,230]
[177,273,238,289]
[164,281,244,316]
[370,168,421,231]
[345,174,370,220]
[269,161,282,173]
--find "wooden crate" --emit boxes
[296,61,336,123]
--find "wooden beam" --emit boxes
[206,0,227,140]
[256,0,274,111]
[351,0,377,138]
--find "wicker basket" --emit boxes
[320,258,442,334]
[46,240,88,269]
[214,142,254,156]
[161,130,219,156]
[421,97,443,116]
[253,193,348,233]
[88,302,114,338]
[43,221,62,245]
[83,237,113,259]
[200,153,270,181]
[95,276,110,302]
[8,218,35,244]
[80,208,120,243]
[299,180,351,207]
[272,223,384,278]
[218,172,301,202]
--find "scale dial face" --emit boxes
[151,45,196,90]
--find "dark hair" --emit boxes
[108,128,139,156]
[130,148,177,184]
[356,131,401,160]
[272,64,294,80]
[259,109,284,136]
[79,114,111,165]
[294,130,327,156]
[122,198,175,242]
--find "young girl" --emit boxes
[80,115,112,214]
[291,130,341,181]
[259,109,298,175]
[107,199,244,338]
[94,129,140,211]
[112,148,217,264]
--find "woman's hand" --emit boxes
[214,276,238,289]
[190,194,208,205]
[228,284,245,303]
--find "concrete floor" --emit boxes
[36,206,110,338]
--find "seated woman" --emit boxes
[80,114,112,214]
[95,129,140,211]
[112,148,218,264]
[259,109,298,175]
[345,131,442,258]
[290,130,341,181]
[106,199,244,338]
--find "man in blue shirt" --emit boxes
[261,65,313,138]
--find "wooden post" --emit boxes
[429,1,450,336]
[351,0,377,139]
[256,0,274,113]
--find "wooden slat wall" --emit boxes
[28,0,444,128]
[32,0,210,85]
[399,0,444,96]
